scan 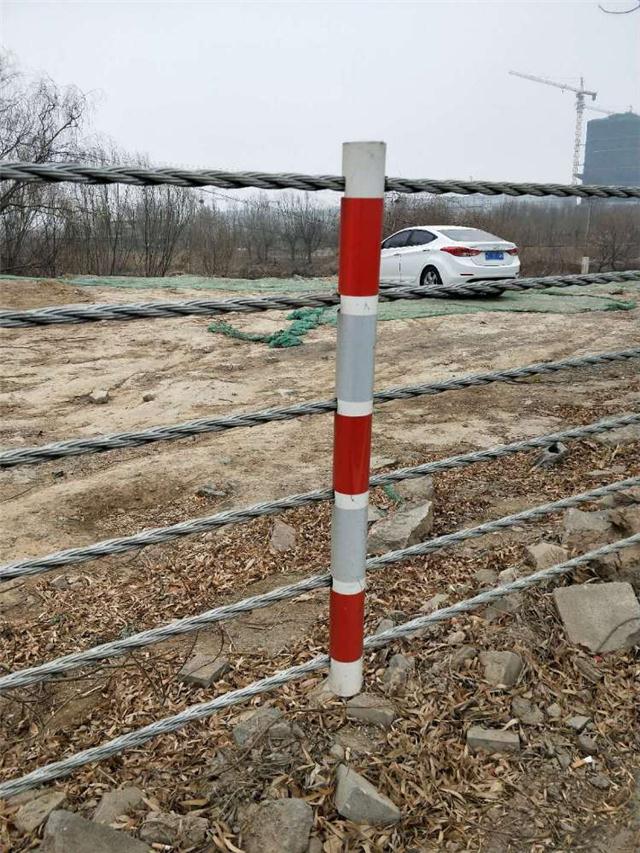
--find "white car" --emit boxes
[380,225,520,289]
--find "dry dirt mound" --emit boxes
[0,278,93,310]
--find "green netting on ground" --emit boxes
[1,274,636,350]
[207,289,635,348]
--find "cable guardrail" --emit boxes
[1,271,639,328]
[1,347,638,469]
[1,411,638,582]
[1,475,637,694]
[1,161,640,198]
[2,141,639,803]
[1,529,639,799]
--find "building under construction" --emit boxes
[582,112,640,186]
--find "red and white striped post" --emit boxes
[329,141,386,697]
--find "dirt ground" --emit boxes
[0,276,639,851]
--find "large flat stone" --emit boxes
[346,694,397,728]
[562,509,614,550]
[525,542,568,571]
[554,582,640,652]
[178,653,230,687]
[42,810,150,852]
[15,791,67,833]
[393,475,434,504]
[335,765,401,825]
[479,651,523,687]
[466,726,520,754]
[93,787,144,825]
[367,502,433,555]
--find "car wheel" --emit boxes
[420,266,442,287]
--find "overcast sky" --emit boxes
[1,1,639,183]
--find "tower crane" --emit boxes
[509,71,597,184]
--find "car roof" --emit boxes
[394,225,474,232]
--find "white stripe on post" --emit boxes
[329,141,386,697]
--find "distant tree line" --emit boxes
[1,52,639,280]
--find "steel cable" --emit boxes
[1,162,640,198]
[0,475,637,693]
[1,271,639,328]
[1,412,638,582]
[1,347,639,469]
[1,530,638,798]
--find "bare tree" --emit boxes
[0,52,88,273]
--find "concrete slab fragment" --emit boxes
[554,582,640,653]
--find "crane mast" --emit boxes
[509,71,597,184]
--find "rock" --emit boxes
[512,697,544,725]
[590,773,611,790]
[270,521,296,552]
[196,484,227,498]
[479,651,523,687]
[450,645,478,670]
[334,765,401,825]
[546,702,562,719]
[179,653,230,687]
[88,388,110,405]
[307,838,323,853]
[578,733,599,754]
[370,455,397,470]
[15,790,67,833]
[374,617,395,635]
[609,505,640,535]
[334,726,383,756]
[553,582,640,652]
[483,592,523,621]
[307,679,337,708]
[232,707,291,747]
[525,542,569,571]
[0,578,31,613]
[475,568,498,585]
[367,502,434,555]
[93,787,144,825]
[242,798,313,853]
[49,575,72,590]
[42,810,149,852]
[606,486,640,507]
[142,392,155,402]
[367,505,385,525]
[346,694,397,728]
[562,508,614,550]
[420,592,449,614]
[140,812,208,846]
[575,657,603,683]
[393,475,434,504]
[532,441,568,468]
[566,714,590,732]
[497,567,519,584]
[466,726,520,754]
[329,743,345,761]
[446,630,466,646]
[594,422,640,446]
[382,654,414,690]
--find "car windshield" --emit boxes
[438,228,504,243]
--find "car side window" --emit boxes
[382,231,410,249]
[407,230,436,246]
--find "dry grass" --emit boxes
[0,385,639,851]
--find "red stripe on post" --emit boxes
[333,413,372,495]
[338,197,384,296]
[329,589,365,661]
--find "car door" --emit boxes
[380,231,410,283]
[399,230,437,284]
